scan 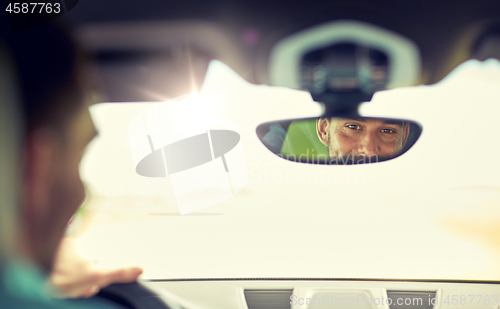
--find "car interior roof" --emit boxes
[68,0,500,88]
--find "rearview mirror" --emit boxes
[257,117,421,165]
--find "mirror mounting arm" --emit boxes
[318,92,373,118]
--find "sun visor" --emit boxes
[77,22,245,102]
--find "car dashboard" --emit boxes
[143,279,500,309]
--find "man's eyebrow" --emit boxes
[86,127,98,145]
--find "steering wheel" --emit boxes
[66,282,179,309]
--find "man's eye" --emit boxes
[345,124,361,130]
[381,128,396,134]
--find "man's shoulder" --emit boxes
[0,290,58,309]
[0,290,122,309]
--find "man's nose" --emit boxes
[358,132,379,156]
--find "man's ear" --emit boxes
[23,129,59,225]
[316,118,329,146]
[402,123,410,146]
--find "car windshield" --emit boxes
[76,58,500,281]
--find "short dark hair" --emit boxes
[4,22,87,135]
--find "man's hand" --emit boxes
[48,237,143,298]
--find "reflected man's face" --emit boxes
[316,118,410,161]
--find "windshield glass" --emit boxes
[76,58,500,281]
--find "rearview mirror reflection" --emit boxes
[257,117,421,165]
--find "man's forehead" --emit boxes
[380,120,404,126]
[339,118,404,126]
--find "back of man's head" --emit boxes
[0,39,23,267]
[3,22,93,272]
[6,22,86,135]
